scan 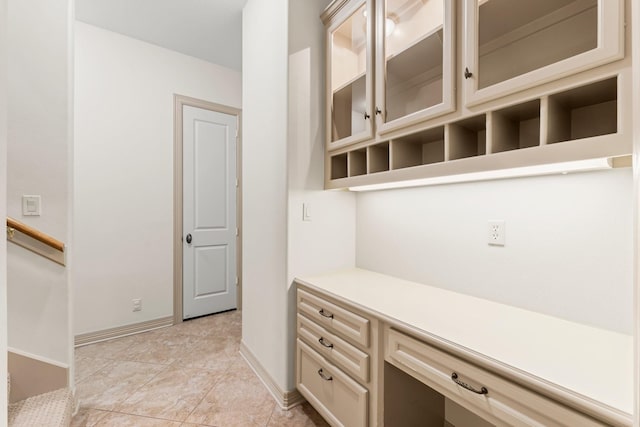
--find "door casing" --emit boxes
[173,94,242,325]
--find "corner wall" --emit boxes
[241,0,290,391]
[73,22,241,336]
[7,0,72,365]
[0,0,8,419]
[286,0,355,390]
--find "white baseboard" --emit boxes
[239,341,305,410]
[74,316,174,346]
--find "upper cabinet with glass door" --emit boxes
[463,0,624,106]
[326,0,374,150]
[376,0,455,135]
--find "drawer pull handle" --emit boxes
[451,372,488,395]
[318,337,334,349]
[319,309,334,319]
[318,368,333,381]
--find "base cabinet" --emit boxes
[295,278,631,427]
[297,340,368,427]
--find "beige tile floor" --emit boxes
[73,310,329,427]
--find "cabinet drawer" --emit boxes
[297,288,370,348]
[385,328,605,427]
[297,339,368,427]
[297,314,370,383]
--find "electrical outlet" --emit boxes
[132,298,142,312]
[488,220,505,246]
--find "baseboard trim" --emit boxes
[74,316,174,346]
[8,350,68,404]
[239,341,305,410]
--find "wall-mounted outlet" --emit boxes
[132,298,142,312]
[488,220,505,246]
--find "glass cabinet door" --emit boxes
[376,0,455,135]
[328,1,374,149]
[464,0,623,106]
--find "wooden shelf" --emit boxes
[368,142,390,174]
[392,127,444,170]
[547,76,617,144]
[349,148,367,177]
[448,115,486,160]
[331,153,348,180]
[491,100,540,153]
[327,77,625,189]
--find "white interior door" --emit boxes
[183,105,237,319]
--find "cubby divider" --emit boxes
[368,142,390,174]
[491,100,540,153]
[547,77,617,144]
[348,149,367,177]
[331,153,348,180]
[448,115,486,160]
[391,127,445,170]
[328,78,621,186]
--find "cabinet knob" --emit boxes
[375,107,382,115]
[464,67,473,79]
[364,112,371,120]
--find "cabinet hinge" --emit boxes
[235,228,239,237]
[235,178,239,188]
[235,276,239,286]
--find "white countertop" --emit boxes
[296,268,634,416]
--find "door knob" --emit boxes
[186,233,192,244]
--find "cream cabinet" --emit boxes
[295,270,633,427]
[324,0,456,150]
[295,287,381,427]
[463,0,624,106]
[326,0,375,149]
[322,0,630,190]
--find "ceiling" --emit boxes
[75,0,247,71]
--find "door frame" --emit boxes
[173,94,242,324]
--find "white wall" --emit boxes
[73,22,241,335]
[241,0,290,391]
[286,0,356,390]
[0,0,8,419]
[357,169,633,334]
[7,0,72,365]
[242,0,357,394]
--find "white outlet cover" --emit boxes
[488,220,506,246]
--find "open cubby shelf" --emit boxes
[329,76,620,186]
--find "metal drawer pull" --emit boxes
[319,309,334,319]
[451,372,488,395]
[318,337,333,349]
[318,368,333,381]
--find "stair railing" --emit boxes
[5,217,65,265]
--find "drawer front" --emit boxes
[297,314,370,383]
[385,328,605,427]
[297,339,368,427]
[298,288,370,348]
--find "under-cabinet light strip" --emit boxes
[347,156,631,192]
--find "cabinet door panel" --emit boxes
[377,0,455,135]
[328,0,375,149]
[464,0,624,106]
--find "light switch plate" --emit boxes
[22,195,41,216]
[302,203,311,222]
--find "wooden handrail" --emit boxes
[6,217,65,252]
